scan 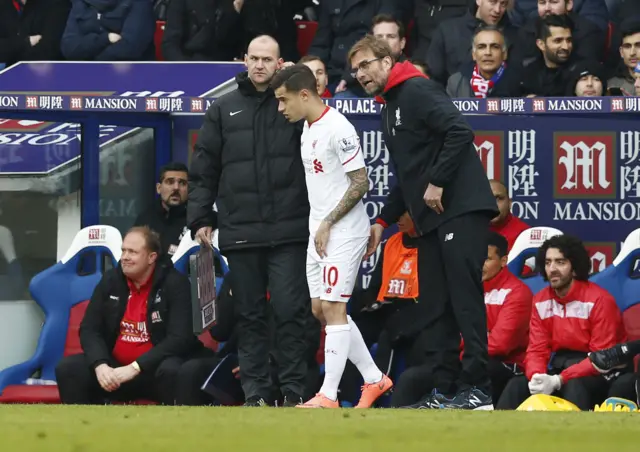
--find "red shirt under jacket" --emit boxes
[525,280,626,382]
[112,274,154,366]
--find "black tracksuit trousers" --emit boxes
[416,211,491,395]
[225,243,311,401]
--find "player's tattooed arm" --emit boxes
[323,167,369,226]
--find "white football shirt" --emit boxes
[301,106,370,239]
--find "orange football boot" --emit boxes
[355,374,393,408]
[295,393,340,408]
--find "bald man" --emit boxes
[488,180,529,252]
[188,35,313,407]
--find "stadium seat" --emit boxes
[155,21,166,61]
[0,226,122,403]
[171,232,229,351]
[507,227,563,294]
[296,21,318,57]
[590,228,640,341]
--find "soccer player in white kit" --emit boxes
[271,64,393,408]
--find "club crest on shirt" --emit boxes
[154,291,162,304]
[395,107,402,126]
[400,259,412,275]
[151,311,162,323]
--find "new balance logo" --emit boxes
[313,159,324,173]
[444,233,454,242]
[230,110,242,116]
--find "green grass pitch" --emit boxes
[0,405,637,452]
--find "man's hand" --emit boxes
[195,226,212,246]
[113,363,141,385]
[335,80,347,93]
[528,373,562,395]
[364,223,384,259]
[232,366,241,380]
[108,33,121,44]
[29,35,42,46]
[423,183,444,214]
[281,61,295,69]
[314,221,331,258]
[95,364,120,392]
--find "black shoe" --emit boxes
[243,396,269,407]
[438,387,493,410]
[589,344,633,373]
[401,389,446,409]
[281,393,304,408]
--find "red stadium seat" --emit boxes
[155,21,166,61]
[296,21,318,57]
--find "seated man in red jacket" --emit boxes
[496,234,627,411]
[476,231,532,402]
[56,226,205,405]
[488,180,529,252]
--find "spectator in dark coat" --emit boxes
[161,0,240,61]
[426,0,520,85]
[566,59,607,95]
[514,1,605,65]
[61,0,155,61]
[446,25,522,98]
[308,0,397,96]
[509,0,609,31]
[0,0,70,68]
[608,20,640,95]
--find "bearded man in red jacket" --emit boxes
[496,235,628,411]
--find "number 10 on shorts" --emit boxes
[323,265,339,294]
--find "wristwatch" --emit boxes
[131,361,141,372]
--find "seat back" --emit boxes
[154,21,166,60]
[296,21,318,57]
[591,228,640,340]
[29,226,122,380]
[507,227,563,293]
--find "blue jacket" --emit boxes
[61,0,155,61]
[509,0,609,31]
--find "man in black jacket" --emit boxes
[133,162,208,256]
[188,35,312,407]
[55,226,203,405]
[349,35,499,410]
[0,0,70,68]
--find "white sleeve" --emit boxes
[333,119,365,173]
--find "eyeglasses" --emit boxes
[350,58,382,78]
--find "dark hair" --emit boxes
[536,14,574,41]
[348,34,393,65]
[126,226,162,255]
[620,19,640,41]
[372,14,405,39]
[298,54,325,67]
[410,58,429,75]
[159,162,188,182]
[472,24,508,50]
[270,64,319,95]
[536,234,590,282]
[487,231,509,258]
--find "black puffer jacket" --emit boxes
[188,72,310,252]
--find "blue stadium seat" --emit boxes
[590,228,640,340]
[507,226,563,294]
[0,226,122,403]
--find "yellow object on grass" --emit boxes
[593,397,638,412]
[516,394,581,411]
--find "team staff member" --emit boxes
[134,162,213,256]
[188,35,312,407]
[348,35,498,410]
[55,227,203,405]
[497,235,627,411]
[488,180,529,252]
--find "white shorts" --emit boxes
[306,235,368,303]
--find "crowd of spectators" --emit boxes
[3,0,640,95]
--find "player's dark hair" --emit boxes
[536,14,574,42]
[487,231,509,258]
[270,64,318,95]
[372,14,405,39]
[536,234,590,282]
[298,54,325,67]
[620,19,640,41]
[159,161,188,182]
[126,226,162,255]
